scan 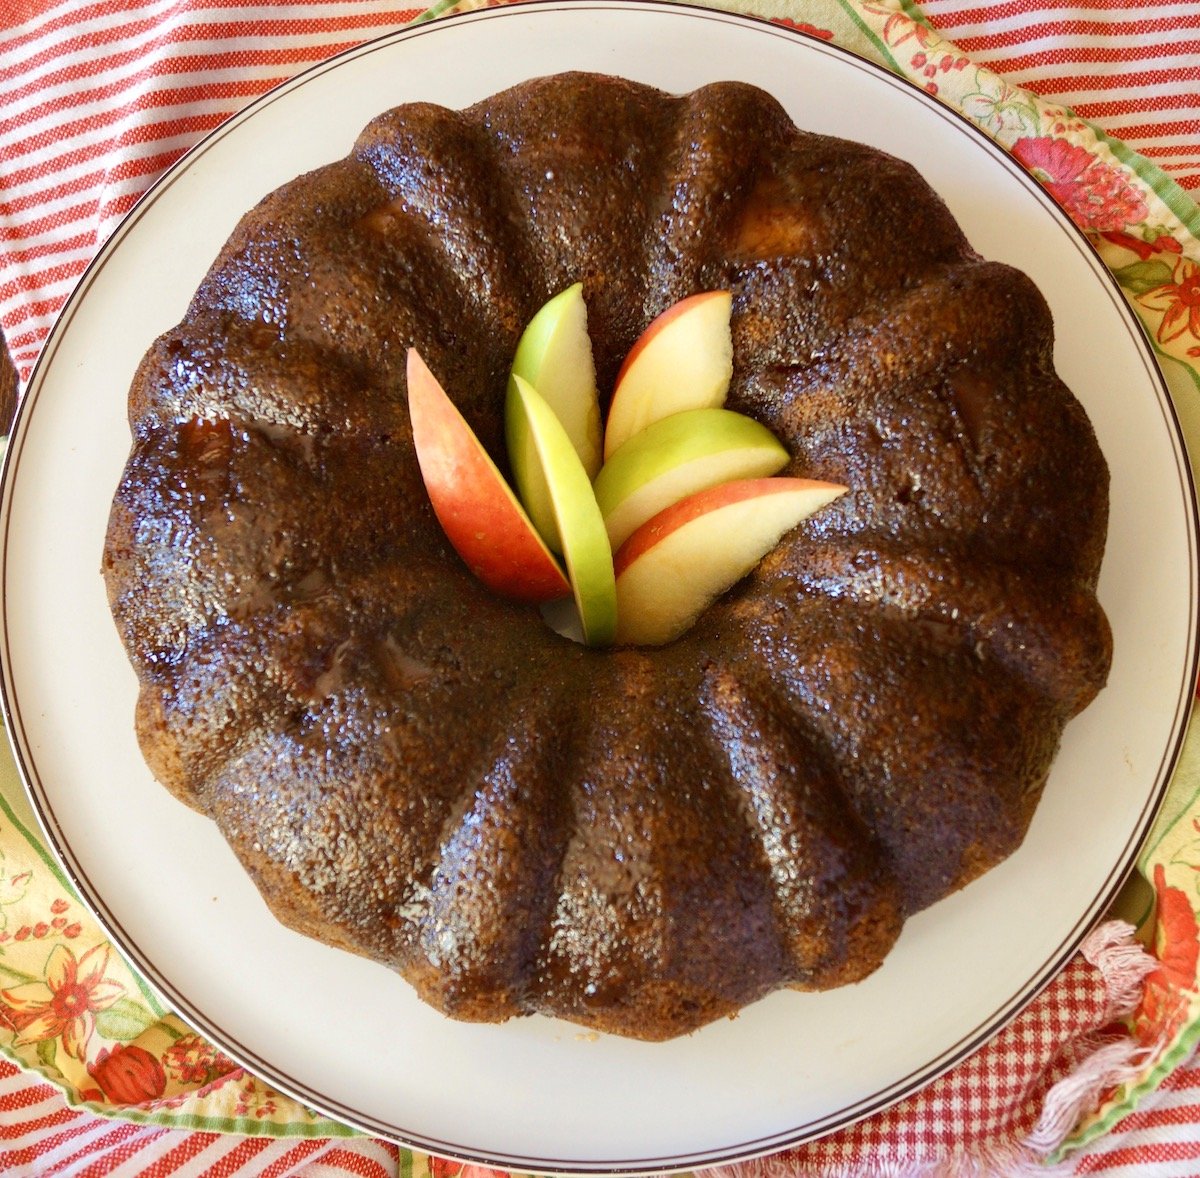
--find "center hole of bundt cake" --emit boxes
[539,598,591,645]
[409,289,848,649]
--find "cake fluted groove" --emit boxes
[412,677,584,1023]
[104,407,432,667]
[127,611,301,810]
[723,131,975,378]
[731,257,1052,429]
[639,81,789,320]
[190,155,516,436]
[125,314,392,444]
[353,99,540,365]
[534,648,803,1040]
[191,160,390,362]
[462,72,684,400]
[699,660,905,989]
[729,261,1108,582]
[725,598,1062,914]
[202,575,573,974]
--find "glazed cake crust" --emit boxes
[102,72,1111,1042]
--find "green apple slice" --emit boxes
[603,290,733,459]
[507,283,602,551]
[613,477,847,646]
[594,408,789,550]
[406,349,571,603]
[510,375,617,647]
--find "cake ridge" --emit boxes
[641,80,788,318]
[744,599,1059,914]
[768,537,1112,711]
[418,677,581,1021]
[699,659,906,989]
[354,99,540,348]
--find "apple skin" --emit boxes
[406,348,570,604]
[509,375,617,647]
[603,290,733,460]
[593,407,789,550]
[613,476,847,646]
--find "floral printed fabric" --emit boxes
[1,0,1200,1168]
[0,748,354,1138]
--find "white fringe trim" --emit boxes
[1078,919,1158,1020]
[1023,1038,1155,1155]
[700,1140,1076,1178]
[1022,920,1159,1157]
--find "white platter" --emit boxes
[1,2,1196,1171]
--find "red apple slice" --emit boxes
[406,348,570,603]
[603,290,733,459]
[613,477,847,646]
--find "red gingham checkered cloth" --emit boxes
[715,922,1157,1176]
[2,2,1199,1175]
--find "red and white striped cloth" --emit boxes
[0,1059,400,1177]
[918,0,1200,193]
[1075,1058,1200,1176]
[0,1,422,382]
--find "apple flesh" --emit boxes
[507,283,602,551]
[509,375,617,647]
[406,348,570,603]
[613,477,847,646]
[603,290,733,460]
[593,407,789,550]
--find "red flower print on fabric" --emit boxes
[1102,230,1184,262]
[878,11,935,50]
[87,1044,167,1104]
[770,18,835,40]
[1134,864,1200,1046]
[1011,137,1149,233]
[1138,257,1200,347]
[233,1078,278,1119]
[0,943,124,1060]
[161,1033,237,1086]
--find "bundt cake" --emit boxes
[102,71,1112,1042]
